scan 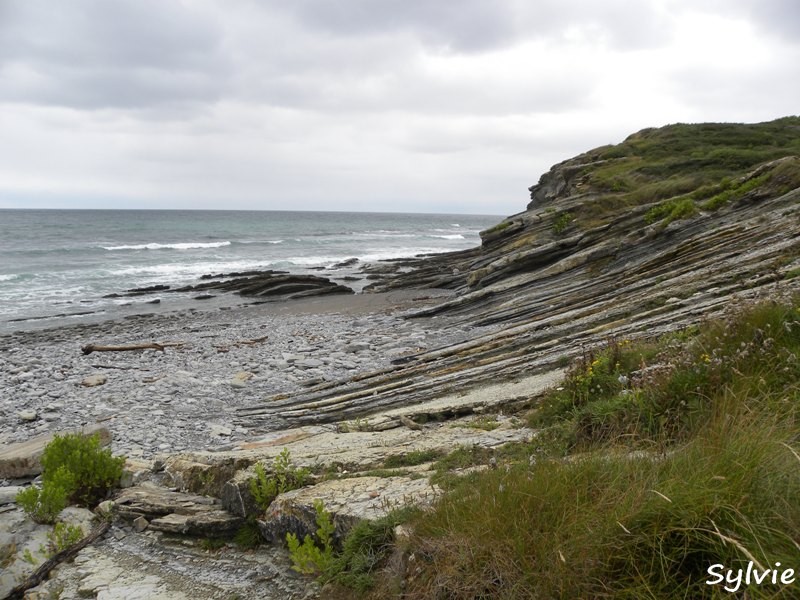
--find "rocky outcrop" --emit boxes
[114,483,243,536]
[246,119,800,433]
[104,270,355,302]
[173,271,355,300]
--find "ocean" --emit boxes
[0,209,501,332]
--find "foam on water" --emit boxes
[102,241,232,251]
[0,209,502,331]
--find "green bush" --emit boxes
[16,433,124,524]
[552,211,574,235]
[42,432,125,506]
[47,522,84,555]
[286,499,335,575]
[645,197,697,225]
[16,466,75,524]
[250,448,310,511]
[326,507,417,593]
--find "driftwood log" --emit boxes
[81,342,184,356]
[2,520,111,600]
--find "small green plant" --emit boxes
[552,211,574,234]
[16,466,76,524]
[286,499,335,575]
[326,507,418,593]
[644,197,697,225]
[250,448,311,511]
[199,537,226,552]
[22,548,38,566]
[16,433,124,524]
[47,522,84,555]
[234,521,262,550]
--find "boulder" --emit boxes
[115,483,242,537]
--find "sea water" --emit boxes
[0,209,501,331]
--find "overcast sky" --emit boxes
[0,0,798,215]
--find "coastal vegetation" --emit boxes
[553,117,800,231]
[250,448,311,511]
[16,433,124,524]
[6,118,800,598]
[354,298,800,598]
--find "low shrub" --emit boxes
[551,211,574,235]
[250,448,311,511]
[47,522,84,554]
[41,432,125,506]
[286,499,335,575]
[325,507,417,594]
[644,197,697,225]
[16,433,124,523]
[16,465,75,524]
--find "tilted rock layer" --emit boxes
[237,117,800,432]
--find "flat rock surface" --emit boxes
[26,528,317,600]
[272,475,439,522]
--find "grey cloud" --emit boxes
[0,0,229,109]
[684,0,800,39]
[274,0,518,52]
[276,0,673,52]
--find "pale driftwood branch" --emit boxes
[3,520,111,600]
[81,342,184,356]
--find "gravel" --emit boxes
[0,293,497,460]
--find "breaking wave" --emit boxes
[103,241,231,251]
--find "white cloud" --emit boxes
[0,0,797,214]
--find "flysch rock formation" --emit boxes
[4,118,800,599]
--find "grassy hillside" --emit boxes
[528,117,800,231]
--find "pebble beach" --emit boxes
[0,289,494,463]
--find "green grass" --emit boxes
[644,197,697,225]
[383,298,800,599]
[563,118,800,231]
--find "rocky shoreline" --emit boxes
[1,288,513,599]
